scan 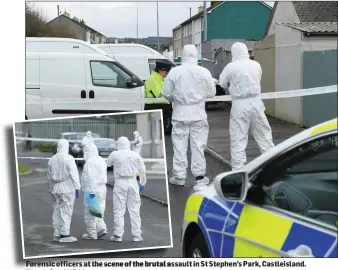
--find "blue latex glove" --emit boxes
[75,190,80,198]
[89,193,95,198]
[82,159,86,165]
[139,184,145,193]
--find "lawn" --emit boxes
[18,163,30,174]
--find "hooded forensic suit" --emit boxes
[162,44,216,186]
[47,139,81,242]
[131,131,143,155]
[219,42,275,170]
[81,143,108,240]
[106,137,147,241]
[82,131,94,147]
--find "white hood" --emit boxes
[231,42,250,62]
[57,139,69,154]
[86,143,99,160]
[117,136,130,150]
[182,44,198,64]
[86,131,92,137]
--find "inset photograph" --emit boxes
[14,110,172,259]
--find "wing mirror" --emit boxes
[213,171,250,202]
[126,75,138,88]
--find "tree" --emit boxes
[25,3,48,37]
[26,3,76,38]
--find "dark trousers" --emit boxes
[144,103,173,135]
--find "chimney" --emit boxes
[211,1,220,7]
[198,6,203,13]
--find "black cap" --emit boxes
[155,59,175,71]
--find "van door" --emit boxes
[26,53,42,119]
[84,55,144,113]
[39,53,90,118]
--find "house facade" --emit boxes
[47,13,106,44]
[172,1,272,77]
[254,1,337,127]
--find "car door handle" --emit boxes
[89,90,95,98]
[81,90,86,98]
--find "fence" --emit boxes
[15,117,137,152]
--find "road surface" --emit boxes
[19,171,171,258]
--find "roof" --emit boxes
[280,22,337,35]
[48,15,105,37]
[265,1,338,37]
[293,1,338,22]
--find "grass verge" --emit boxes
[18,163,30,173]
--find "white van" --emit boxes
[96,44,174,81]
[26,38,145,120]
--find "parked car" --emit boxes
[181,118,337,258]
[76,138,117,169]
[52,132,100,159]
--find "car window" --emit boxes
[90,61,132,88]
[250,134,337,227]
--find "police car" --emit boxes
[181,118,337,258]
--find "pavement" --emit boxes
[206,103,305,166]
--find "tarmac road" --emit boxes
[19,171,171,258]
[16,136,230,258]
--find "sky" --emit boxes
[31,1,274,38]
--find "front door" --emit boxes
[84,56,143,114]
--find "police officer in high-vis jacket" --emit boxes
[144,60,175,135]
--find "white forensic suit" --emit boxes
[219,42,275,171]
[106,136,147,242]
[47,139,81,243]
[162,44,216,188]
[82,131,94,160]
[81,143,108,240]
[131,131,143,155]
[82,131,94,147]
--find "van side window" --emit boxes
[90,61,132,88]
[249,134,337,227]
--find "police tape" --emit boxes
[15,137,159,146]
[146,84,337,103]
[26,85,337,104]
[17,156,165,163]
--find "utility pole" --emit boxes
[57,5,60,24]
[203,1,207,42]
[156,1,160,52]
[136,2,139,44]
[190,7,191,18]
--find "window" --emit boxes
[90,61,132,88]
[248,134,337,227]
[148,59,175,74]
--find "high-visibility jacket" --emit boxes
[144,71,170,104]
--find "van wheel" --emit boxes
[187,232,210,258]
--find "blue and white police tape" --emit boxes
[16,157,166,175]
[25,85,337,105]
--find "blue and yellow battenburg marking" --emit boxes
[184,194,337,258]
[311,118,337,136]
